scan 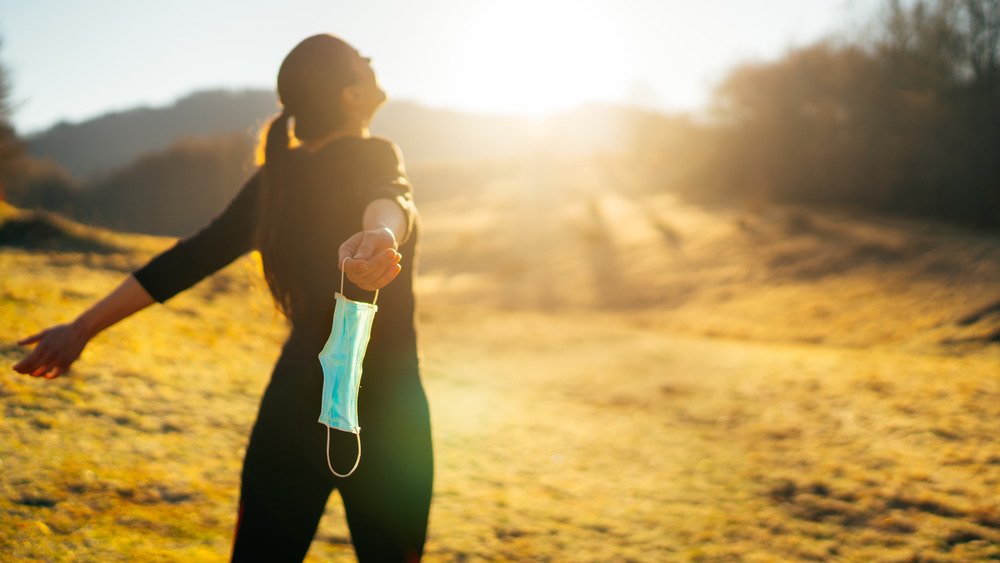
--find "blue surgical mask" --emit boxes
[317,260,378,478]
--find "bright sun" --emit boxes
[440,1,634,116]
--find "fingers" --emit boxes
[13,345,66,379]
[17,331,44,346]
[13,346,47,374]
[338,232,365,270]
[19,353,67,380]
[346,249,401,290]
[27,350,56,377]
[14,329,48,373]
[351,229,396,262]
[12,327,74,380]
[343,256,370,280]
[345,248,398,282]
[359,249,400,282]
[353,235,379,263]
[365,263,402,291]
[339,228,397,273]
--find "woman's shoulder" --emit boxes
[354,135,401,157]
[362,135,400,149]
[359,136,406,168]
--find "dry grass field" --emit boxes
[2,156,999,561]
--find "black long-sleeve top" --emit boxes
[132,135,420,369]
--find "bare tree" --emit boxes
[0,37,24,202]
[962,0,1000,90]
[697,0,1000,227]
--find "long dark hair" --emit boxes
[254,34,360,318]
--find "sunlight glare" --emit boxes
[443,1,634,116]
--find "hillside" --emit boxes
[27,90,276,181]
[24,89,664,182]
[2,162,999,560]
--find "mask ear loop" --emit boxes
[326,426,361,478]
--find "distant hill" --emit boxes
[27,90,277,181]
[26,89,665,182]
[9,89,684,238]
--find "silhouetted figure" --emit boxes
[13,34,432,562]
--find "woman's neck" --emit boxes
[301,117,370,153]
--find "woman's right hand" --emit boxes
[338,227,403,291]
[12,323,90,379]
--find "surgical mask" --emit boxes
[317,259,378,478]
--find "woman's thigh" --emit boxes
[338,374,435,562]
[243,354,335,476]
[230,460,334,562]
[232,355,337,561]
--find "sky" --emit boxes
[0,0,883,135]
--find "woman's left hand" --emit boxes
[338,227,402,291]
[12,323,90,379]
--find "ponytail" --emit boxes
[254,108,299,320]
[263,108,292,171]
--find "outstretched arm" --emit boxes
[12,171,262,379]
[12,275,155,378]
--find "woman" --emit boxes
[11,34,433,562]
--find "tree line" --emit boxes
[678,0,1000,228]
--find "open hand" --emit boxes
[338,227,402,291]
[12,323,89,379]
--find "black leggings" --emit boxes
[230,351,434,562]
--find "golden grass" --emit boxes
[2,157,999,561]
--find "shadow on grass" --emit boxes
[0,210,124,255]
